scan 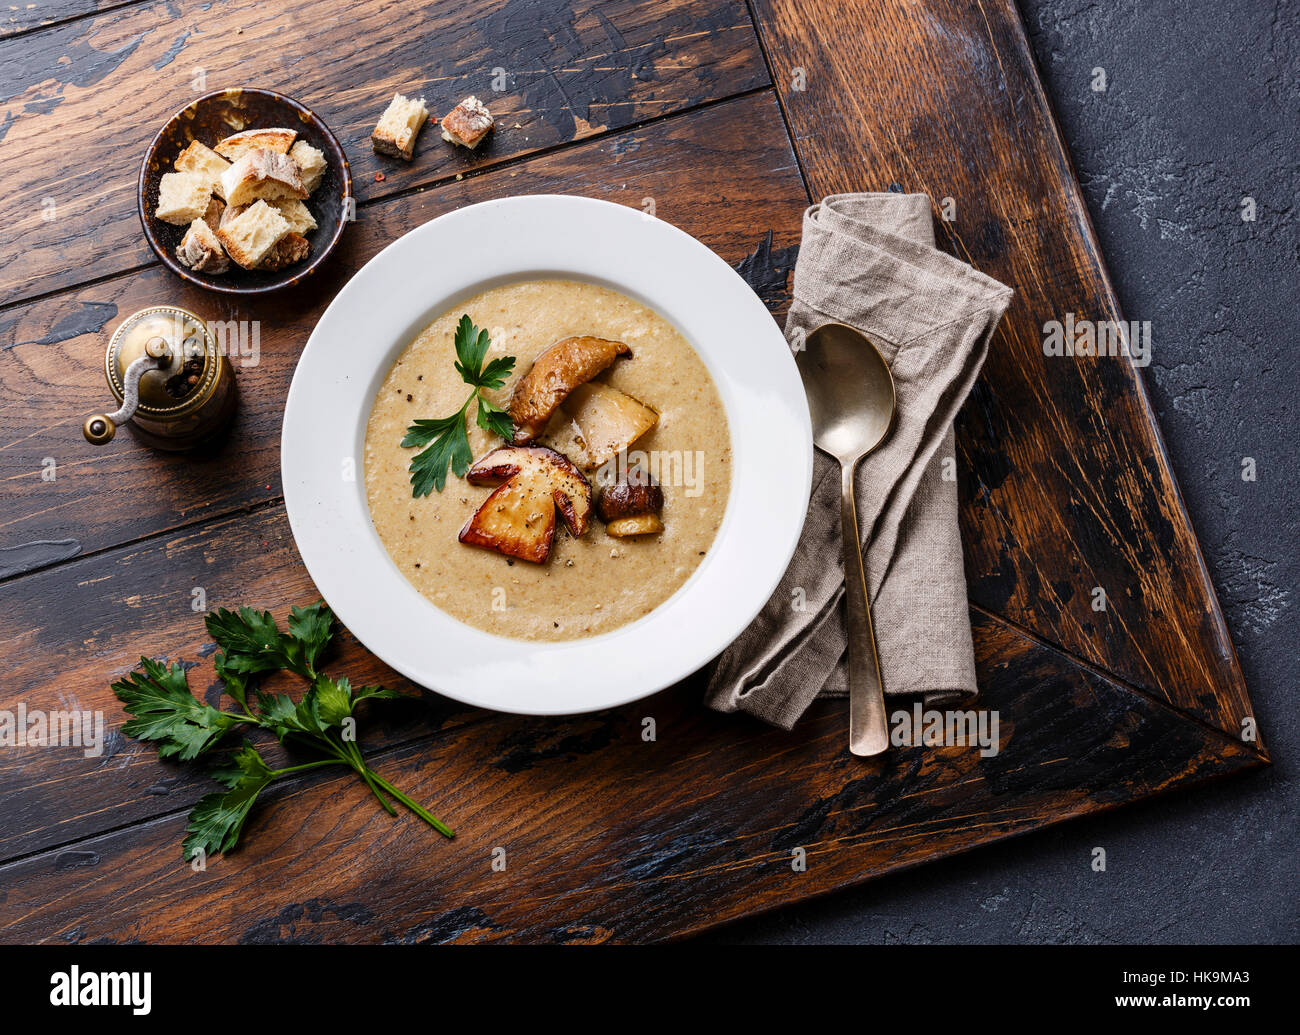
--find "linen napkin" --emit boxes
[706,193,1014,729]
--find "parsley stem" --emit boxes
[295,731,398,817]
[342,738,398,817]
[366,771,454,838]
[271,759,347,777]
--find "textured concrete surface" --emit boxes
[711,0,1298,944]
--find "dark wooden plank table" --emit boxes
[0,0,1266,943]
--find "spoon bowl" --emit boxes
[798,324,896,463]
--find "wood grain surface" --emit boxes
[0,0,1267,943]
[0,0,767,303]
[0,505,460,862]
[1,0,118,39]
[0,586,1259,943]
[751,0,1256,742]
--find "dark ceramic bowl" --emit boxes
[139,88,352,295]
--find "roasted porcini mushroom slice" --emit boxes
[597,467,665,538]
[566,382,658,468]
[458,446,593,563]
[508,336,631,444]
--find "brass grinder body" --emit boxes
[83,306,237,451]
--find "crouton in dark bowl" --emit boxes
[139,87,351,296]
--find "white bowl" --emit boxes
[282,195,811,715]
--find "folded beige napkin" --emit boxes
[706,193,1014,729]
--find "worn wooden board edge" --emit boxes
[675,755,1269,944]
[746,0,1260,744]
[1026,102,1259,751]
[0,605,1265,944]
[993,0,1260,755]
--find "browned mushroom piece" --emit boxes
[597,466,665,537]
[508,336,631,443]
[565,382,658,468]
[458,446,593,563]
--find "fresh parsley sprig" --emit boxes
[110,601,453,862]
[403,315,515,496]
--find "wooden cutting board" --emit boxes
[0,0,1264,942]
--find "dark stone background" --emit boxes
[711,0,1298,943]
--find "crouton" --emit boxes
[155,171,214,225]
[288,139,327,194]
[218,202,245,230]
[175,218,230,274]
[216,199,291,269]
[371,93,429,160]
[220,148,308,208]
[258,231,311,271]
[214,127,297,161]
[440,96,494,149]
[269,197,317,235]
[175,140,231,199]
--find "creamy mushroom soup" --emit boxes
[364,279,732,641]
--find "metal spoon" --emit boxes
[796,323,897,757]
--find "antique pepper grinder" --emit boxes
[83,305,237,450]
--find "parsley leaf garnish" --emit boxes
[183,742,276,859]
[403,413,471,496]
[205,602,334,680]
[111,601,451,862]
[404,315,516,496]
[112,658,241,761]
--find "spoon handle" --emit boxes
[840,461,890,757]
